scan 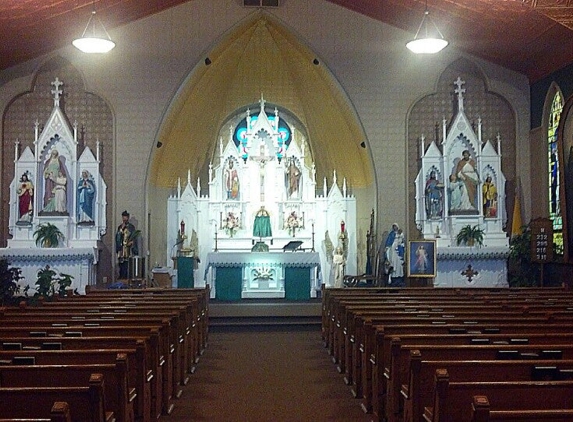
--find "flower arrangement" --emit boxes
[224,212,240,237]
[284,211,302,236]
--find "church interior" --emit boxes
[2,0,573,420]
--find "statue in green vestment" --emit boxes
[253,206,272,238]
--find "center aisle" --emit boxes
[167,328,372,421]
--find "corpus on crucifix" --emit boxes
[250,138,274,202]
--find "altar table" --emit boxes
[204,252,321,300]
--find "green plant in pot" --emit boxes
[35,265,74,298]
[33,223,64,247]
[0,258,23,306]
[456,224,484,247]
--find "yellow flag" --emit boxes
[511,186,523,238]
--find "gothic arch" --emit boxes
[407,58,517,237]
[1,56,114,275]
[146,12,375,266]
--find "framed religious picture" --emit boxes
[407,240,436,278]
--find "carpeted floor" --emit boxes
[165,328,373,421]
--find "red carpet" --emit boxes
[167,328,372,421]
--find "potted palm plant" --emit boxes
[456,224,484,247]
[33,223,64,247]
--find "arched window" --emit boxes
[548,90,564,254]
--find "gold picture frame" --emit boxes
[407,240,437,278]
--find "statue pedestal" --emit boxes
[434,246,509,288]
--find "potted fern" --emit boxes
[456,224,484,247]
[33,223,64,247]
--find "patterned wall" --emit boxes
[407,58,517,238]
[1,57,114,277]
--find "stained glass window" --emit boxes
[548,90,563,254]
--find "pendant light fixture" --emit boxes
[72,2,115,54]
[406,1,448,54]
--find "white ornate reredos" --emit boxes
[413,77,510,288]
[1,77,108,294]
[415,77,508,248]
[167,95,357,293]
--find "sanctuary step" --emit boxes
[209,299,321,331]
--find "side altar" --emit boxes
[167,96,356,299]
[414,77,509,288]
[0,78,107,294]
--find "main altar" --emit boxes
[0,78,106,294]
[167,96,356,299]
[414,77,510,288]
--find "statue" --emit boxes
[17,172,34,223]
[286,159,301,198]
[253,206,272,238]
[77,170,96,224]
[42,149,68,214]
[224,160,240,200]
[450,149,479,212]
[387,228,405,285]
[425,171,443,219]
[383,223,400,273]
[115,210,139,279]
[333,247,346,288]
[482,176,498,217]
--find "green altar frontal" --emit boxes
[205,251,321,301]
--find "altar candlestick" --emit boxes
[311,223,315,252]
[214,223,219,252]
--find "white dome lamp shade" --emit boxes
[406,9,448,54]
[72,10,115,53]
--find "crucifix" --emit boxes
[250,134,274,202]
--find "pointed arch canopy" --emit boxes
[150,12,373,191]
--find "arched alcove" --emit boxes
[1,56,114,277]
[147,12,376,269]
[407,58,517,238]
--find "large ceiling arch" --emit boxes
[149,11,373,192]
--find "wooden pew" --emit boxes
[320,289,573,419]
[402,353,573,422]
[363,322,573,418]
[0,354,134,422]
[424,369,573,422]
[0,401,72,422]
[1,306,193,382]
[18,297,203,372]
[0,287,210,422]
[0,324,169,419]
[66,291,207,356]
[470,395,573,422]
[342,313,566,400]
[0,344,144,421]
[384,342,573,422]
[0,310,189,389]
[0,338,151,422]
[0,373,113,422]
